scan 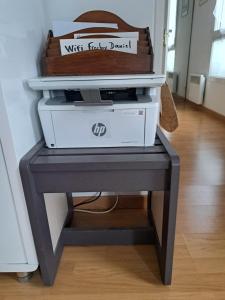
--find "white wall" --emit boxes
[45,0,165,73]
[187,0,225,117]
[45,194,68,252]
[188,0,216,89]
[0,0,49,161]
[204,77,225,116]
[174,0,194,97]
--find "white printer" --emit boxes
[28,74,165,148]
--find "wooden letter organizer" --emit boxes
[42,10,154,76]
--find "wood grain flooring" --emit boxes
[1,100,225,299]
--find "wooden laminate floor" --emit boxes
[1,100,225,299]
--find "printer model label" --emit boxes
[92,123,107,137]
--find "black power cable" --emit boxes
[73,192,102,209]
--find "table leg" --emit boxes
[147,191,152,224]
[66,192,74,226]
[160,159,180,285]
[20,165,64,286]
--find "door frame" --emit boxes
[162,0,172,74]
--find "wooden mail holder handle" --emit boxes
[42,10,154,76]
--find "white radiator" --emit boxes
[188,74,206,105]
[167,72,178,93]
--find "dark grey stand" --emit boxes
[20,128,179,286]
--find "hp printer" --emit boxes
[28,74,165,148]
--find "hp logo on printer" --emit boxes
[92,123,107,137]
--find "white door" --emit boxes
[0,141,26,263]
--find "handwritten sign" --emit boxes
[60,38,138,56]
[74,32,139,39]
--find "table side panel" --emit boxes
[33,169,170,193]
[31,153,170,172]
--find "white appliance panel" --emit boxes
[51,109,146,148]
[0,142,26,264]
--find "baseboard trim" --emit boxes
[201,106,225,123]
[185,98,225,122]
[173,94,225,122]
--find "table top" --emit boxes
[21,128,179,172]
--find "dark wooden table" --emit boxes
[20,128,179,286]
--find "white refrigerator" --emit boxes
[0,88,38,277]
[0,0,47,278]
